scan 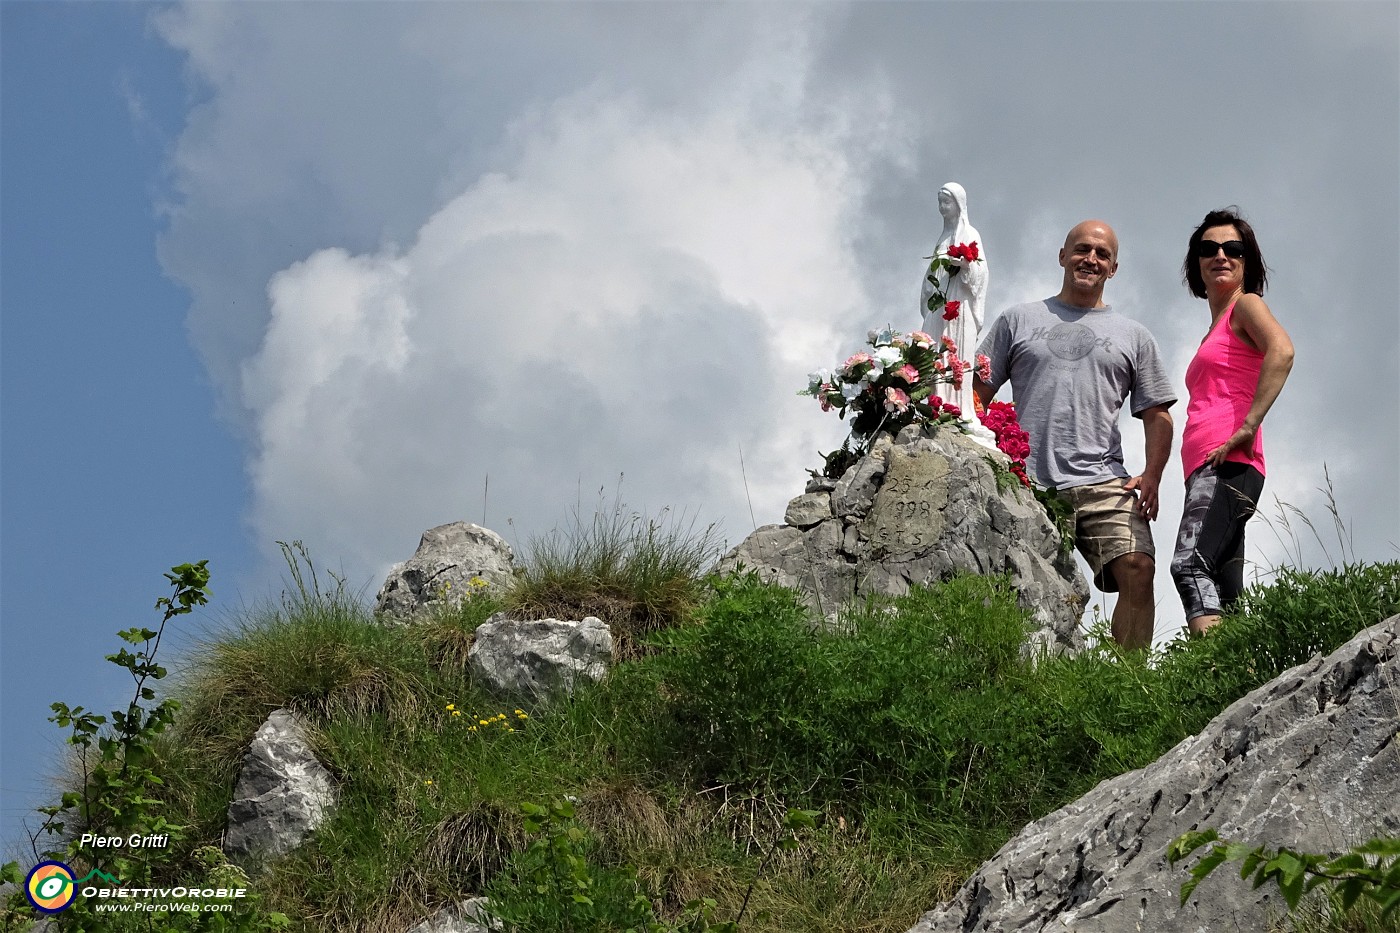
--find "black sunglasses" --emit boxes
[1196,239,1246,259]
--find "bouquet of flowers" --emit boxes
[924,240,982,321]
[801,325,992,454]
[979,400,1031,488]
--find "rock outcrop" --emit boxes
[376,522,516,621]
[406,898,499,933]
[469,613,613,702]
[718,425,1088,653]
[225,709,337,865]
[906,614,1400,933]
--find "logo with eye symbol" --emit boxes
[25,861,76,913]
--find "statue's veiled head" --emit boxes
[938,183,968,222]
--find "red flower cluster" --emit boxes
[926,396,963,420]
[946,241,980,263]
[980,400,1032,487]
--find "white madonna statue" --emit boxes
[920,182,996,448]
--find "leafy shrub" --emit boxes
[620,573,1058,850]
[1168,831,1400,925]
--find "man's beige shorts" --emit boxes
[1056,478,1155,592]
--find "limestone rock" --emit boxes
[407,898,500,933]
[906,614,1400,933]
[469,614,613,702]
[375,522,515,621]
[718,425,1088,652]
[784,491,833,529]
[225,709,336,864]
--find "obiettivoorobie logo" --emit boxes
[23,861,123,914]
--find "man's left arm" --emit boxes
[1125,405,1173,521]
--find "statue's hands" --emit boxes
[1123,474,1161,522]
[1205,424,1258,469]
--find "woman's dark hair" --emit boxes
[1182,206,1269,298]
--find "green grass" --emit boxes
[6,509,1397,933]
[505,500,724,657]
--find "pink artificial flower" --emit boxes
[976,353,992,382]
[947,353,965,389]
[910,331,934,348]
[941,335,958,354]
[884,387,911,413]
[843,351,873,372]
[894,363,919,383]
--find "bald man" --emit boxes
[974,221,1175,650]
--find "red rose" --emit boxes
[943,300,960,321]
[965,241,980,261]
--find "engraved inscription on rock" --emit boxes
[860,447,949,558]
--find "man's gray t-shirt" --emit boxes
[977,298,1176,490]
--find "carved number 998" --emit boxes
[893,500,932,519]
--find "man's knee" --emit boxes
[1110,551,1154,591]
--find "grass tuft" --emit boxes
[507,498,724,656]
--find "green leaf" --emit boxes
[1167,829,1220,866]
[1327,852,1368,872]
[1356,837,1400,857]
[1375,884,1400,918]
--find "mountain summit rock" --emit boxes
[717,423,1089,654]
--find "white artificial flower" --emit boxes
[873,346,903,368]
[842,382,862,401]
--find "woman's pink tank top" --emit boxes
[1181,302,1266,477]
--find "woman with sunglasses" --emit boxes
[1170,207,1294,635]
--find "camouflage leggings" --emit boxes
[1170,462,1265,622]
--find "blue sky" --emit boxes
[3,1,1398,861]
[2,2,255,856]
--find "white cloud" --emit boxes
[236,43,900,583]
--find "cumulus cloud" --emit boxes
[231,25,903,582]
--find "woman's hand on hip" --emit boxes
[1206,424,1258,468]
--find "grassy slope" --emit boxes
[8,513,1398,932]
